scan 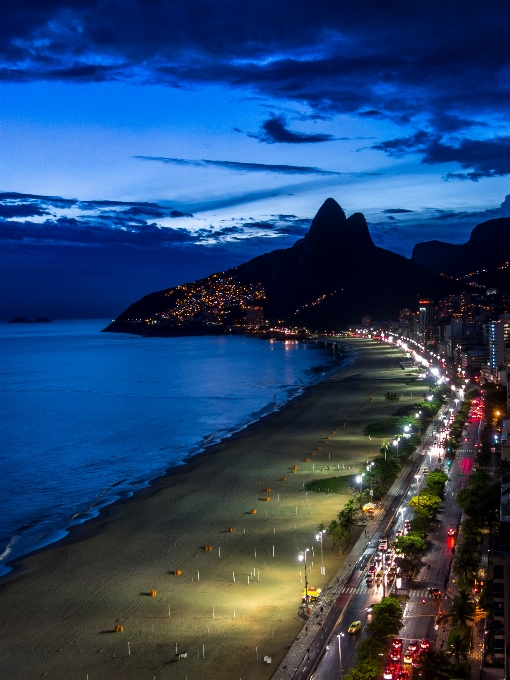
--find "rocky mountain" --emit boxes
[104,198,454,335]
[411,217,510,277]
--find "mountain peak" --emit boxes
[307,198,346,240]
[306,198,375,251]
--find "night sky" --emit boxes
[2,1,510,319]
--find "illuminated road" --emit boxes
[310,409,479,680]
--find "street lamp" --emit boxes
[356,474,364,507]
[392,437,400,458]
[316,530,326,587]
[337,632,345,680]
[298,548,310,607]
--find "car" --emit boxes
[407,641,419,652]
[368,564,377,574]
[392,638,403,650]
[365,575,374,585]
[429,588,442,598]
[376,570,384,579]
[365,603,376,613]
[390,650,401,662]
[423,467,429,475]
[447,528,456,536]
[383,666,394,680]
[397,672,409,680]
[420,639,431,651]
[396,529,403,538]
[348,620,362,634]
[403,651,413,665]
[412,651,423,668]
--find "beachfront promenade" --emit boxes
[0,339,424,680]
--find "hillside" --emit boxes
[104,198,454,335]
[411,217,510,277]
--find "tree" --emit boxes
[327,520,346,549]
[414,649,452,680]
[392,533,427,561]
[438,589,475,630]
[384,392,401,413]
[380,439,390,460]
[367,596,403,639]
[447,631,469,670]
[354,489,370,511]
[408,493,442,518]
[338,498,357,538]
[452,550,479,586]
[343,639,387,680]
[424,470,448,496]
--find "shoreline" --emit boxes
[0,338,415,680]
[0,339,354,580]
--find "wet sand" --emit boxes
[0,338,419,680]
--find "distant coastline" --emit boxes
[8,316,52,323]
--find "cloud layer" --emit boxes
[135,156,342,175]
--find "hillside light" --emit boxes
[404,425,410,432]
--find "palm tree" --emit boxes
[447,631,469,670]
[384,392,401,413]
[452,550,479,586]
[438,589,476,630]
[327,520,346,550]
[414,650,452,680]
[380,439,390,460]
[338,499,357,538]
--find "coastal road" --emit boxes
[309,410,479,680]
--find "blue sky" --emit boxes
[1,1,510,318]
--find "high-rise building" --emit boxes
[418,299,434,339]
[488,314,510,377]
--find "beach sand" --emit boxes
[0,339,422,680]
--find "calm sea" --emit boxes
[0,320,352,576]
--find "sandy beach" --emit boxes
[0,338,420,680]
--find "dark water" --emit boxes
[0,320,352,575]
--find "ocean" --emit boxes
[0,320,352,576]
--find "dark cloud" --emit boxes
[134,155,341,175]
[254,115,337,144]
[0,216,196,248]
[373,131,510,180]
[2,2,509,163]
[383,208,414,214]
[424,136,510,180]
[0,3,509,137]
[372,131,434,157]
[431,113,485,133]
[0,203,50,218]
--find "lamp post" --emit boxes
[298,548,310,607]
[316,530,326,587]
[337,632,345,680]
[356,474,364,508]
[392,436,400,459]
